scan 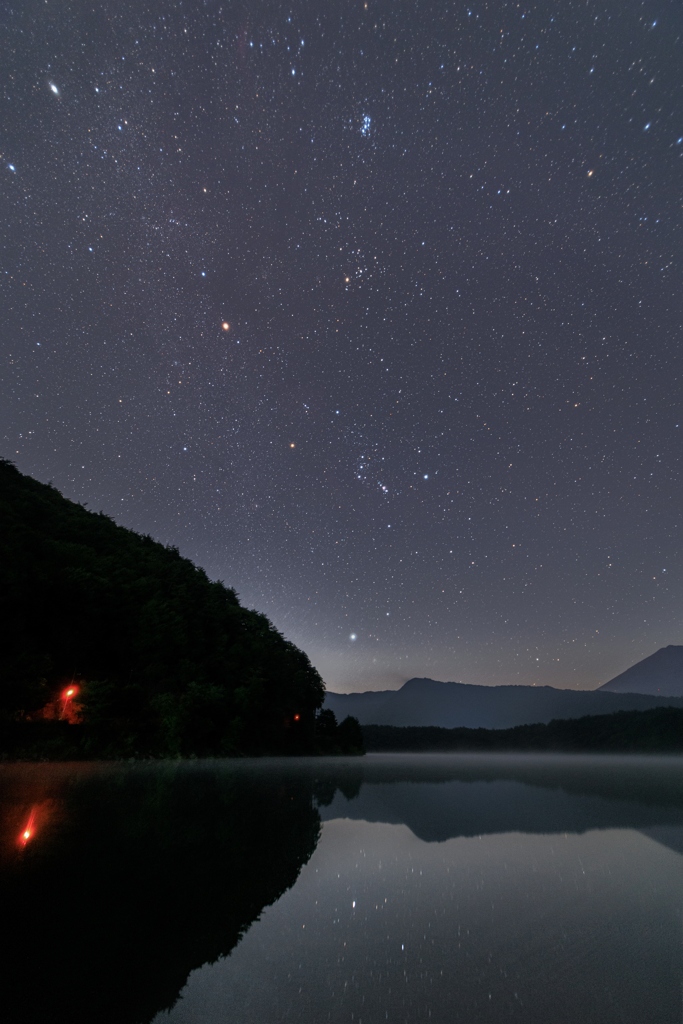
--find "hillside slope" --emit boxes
[0,459,325,756]
[598,646,683,696]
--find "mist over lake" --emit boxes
[3,754,683,1024]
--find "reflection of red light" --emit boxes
[293,714,300,721]
[18,809,37,848]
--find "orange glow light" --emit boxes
[56,683,82,722]
[221,321,230,331]
[293,713,301,721]
[18,809,37,848]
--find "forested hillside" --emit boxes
[0,460,362,757]
[363,707,683,753]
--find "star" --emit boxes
[3,0,680,697]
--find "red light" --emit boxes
[52,683,83,722]
[293,714,300,722]
[18,809,37,848]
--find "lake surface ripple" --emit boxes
[2,754,683,1023]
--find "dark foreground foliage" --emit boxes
[0,459,361,757]
[363,707,683,753]
[0,712,364,760]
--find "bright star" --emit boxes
[49,82,60,95]
[349,633,357,641]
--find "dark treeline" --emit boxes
[0,460,362,757]
[363,707,683,754]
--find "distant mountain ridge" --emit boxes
[598,645,683,696]
[324,671,683,730]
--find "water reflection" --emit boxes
[2,755,683,1024]
[168,820,681,1024]
[161,755,683,1024]
[0,761,320,1024]
[315,753,683,849]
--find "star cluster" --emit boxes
[2,0,682,691]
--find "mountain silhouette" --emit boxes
[324,675,683,729]
[598,645,683,696]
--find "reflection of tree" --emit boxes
[0,762,321,1024]
[308,754,683,810]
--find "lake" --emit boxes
[2,754,683,1023]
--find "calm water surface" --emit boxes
[2,754,683,1024]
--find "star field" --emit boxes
[1,0,682,691]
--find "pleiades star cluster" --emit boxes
[1,0,681,691]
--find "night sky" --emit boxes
[2,1,682,692]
